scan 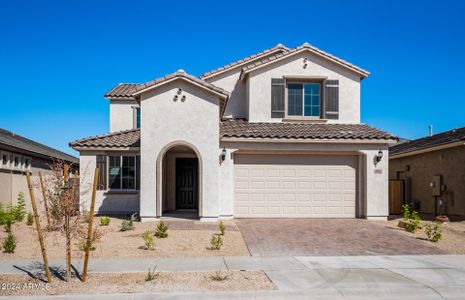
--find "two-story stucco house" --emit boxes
[70,43,397,221]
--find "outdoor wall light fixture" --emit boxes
[374,150,383,165]
[181,95,186,102]
[173,95,178,101]
[177,88,182,95]
[221,147,227,161]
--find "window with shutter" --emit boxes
[96,155,107,190]
[271,78,285,118]
[324,80,339,119]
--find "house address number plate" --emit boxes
[374,169,382,174]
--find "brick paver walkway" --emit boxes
[236,219,447,256]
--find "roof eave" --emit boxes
[390,141,465,159]
[221,137,397,144]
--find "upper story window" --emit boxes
[134,107,141,129]
[108,155,136,190]
[2,154,7,166]
[14,156,19,167]
[287,83,321,117]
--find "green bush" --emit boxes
[77,241,96,251]
[155,221,168,238]
[219,221,226,236]
[120,214,136,231]
[142,230,155,250]
[4,219,12,233]
[26,212,34,226]
[405,210,421,233]
[210,234,223,250]
[0,193,27,225]
[402,204,411,220]
[3,232,16,253]
[100,216,110,226]
[425,222,442,242]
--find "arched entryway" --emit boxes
[156,142,202,218]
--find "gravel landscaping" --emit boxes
[0,217,250,259]
[376,217,465,254]
[0,271,275,296]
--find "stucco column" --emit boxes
[359,148,389,220]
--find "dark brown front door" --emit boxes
[176,158,198,210]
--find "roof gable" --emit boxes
[200,44,290,80]
[240,43,370,81]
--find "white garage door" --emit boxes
[234,154,357,218]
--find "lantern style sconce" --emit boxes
[374,150,383,165]
[220,147,227,162]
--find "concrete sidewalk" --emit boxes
[1,255,465,299]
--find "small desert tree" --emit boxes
[44,160,81,281]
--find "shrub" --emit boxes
[142,230,155,250]
[405,210,421,233]
[210,234,223,250]
[210,270,228,281]
[12,193,26,222]
[425,222,442,242]
[3,232,16,253]
[4,218,12,233]
[120,214,136,231]
[100,216,110,226]
[219,221,226,236]
[0,194,27,225]
[145,267,160,282]
[155,221,168,238]
[26,212,34,226]
[402,204,411,220]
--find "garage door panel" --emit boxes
[234,154,357,218]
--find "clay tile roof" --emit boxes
[69,129,140,149]
[220,119,397,140]
[240,42,370,79]
[390,127,465,156]
[132,70,229,97]
[200,44,290,79]
[104,83,140,98]
[0,128,78,163]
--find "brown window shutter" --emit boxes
[96,155,107,190]
[136,155,140,190]
[324,80,339,119]
[271,78,285,118]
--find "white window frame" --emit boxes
[0,151,11,170]
[107,155,137,191]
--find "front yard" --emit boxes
[378,216,465,254]
[0,216,250,259]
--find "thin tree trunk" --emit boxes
[39,172,51,227]
[82,168,99,282]
[26,171,52,283]
[64,164,71,281]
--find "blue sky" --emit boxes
[1,0,464,156]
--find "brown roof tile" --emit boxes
[70,120,396,150]
[104,83,139,98]
[69,129,140,149]
[390,126,465,156]
[200,44,290,79]
[220,119,396,140]
[240,43,370,79]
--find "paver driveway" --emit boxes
[236,219,447,256]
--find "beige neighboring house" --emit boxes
[389,127,465,217]
[70,42,397,221]
[0,128,78,209]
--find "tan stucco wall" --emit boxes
[79,152,139,214]
[109,99,138,132]
[389,146,465,216]
[139,79,221,221]
[247,51,361,123]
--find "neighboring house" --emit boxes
[0,128,78,209]
[70,42,397,221]
[389,127,465,217]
